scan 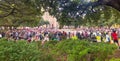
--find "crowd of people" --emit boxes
[0,26,120,46]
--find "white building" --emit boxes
[42,12,59,28]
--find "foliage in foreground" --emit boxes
[0,38,117,61]
[110,58,120,61]
[0,38,55,61]
[46,39,117,61]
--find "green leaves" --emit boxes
[39,18,50,26]
[0,38,118,61]
[0,39,41,61]
[44,39,117,61]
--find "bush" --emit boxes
[110,58,120,61]
[0,39,54,61]
[47,39,117,61]
[0,39,42,61]
[0,38,117,61]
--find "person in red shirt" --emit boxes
[111,30,120,47]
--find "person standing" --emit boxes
[105,32,110,43]
[111,30,120,48]
[0,33,2,39]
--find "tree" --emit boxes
[0,0,120,27]
[84,6,120,26]
[39,18,50,26]
[48,0,120,27]
[22,0,120,27]
[0,0,42,27]
[98,0,120,11]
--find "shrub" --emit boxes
[110,58,120,61]
[0,39,42,61]
[0,38,117,61]
[50,39,117,61]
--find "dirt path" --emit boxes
[112,50,120,58]
[106,49,120,61]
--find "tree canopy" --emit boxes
[0,0,120,27]
[0,0,42,27]
[99,0,120,11]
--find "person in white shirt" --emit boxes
[105,33,110,42]
[0,34,2,38]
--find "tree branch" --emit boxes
[98,0,120,11]
[0,8,15,18]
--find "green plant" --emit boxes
[0,38,117,61]
[0,39,41,61]
[109,58,120,61]
[50,39,117,61]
